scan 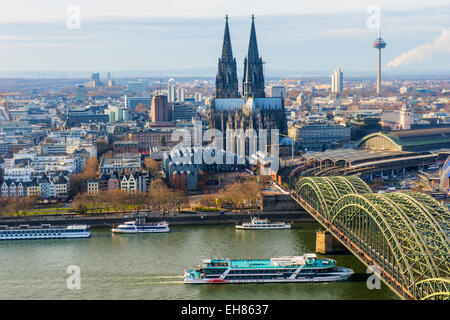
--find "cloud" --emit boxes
[386,29,450,69]
[1,0,450,23]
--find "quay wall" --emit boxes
[0,211,314,228]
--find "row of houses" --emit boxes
[84,170,151,195]
[1,175,69,199]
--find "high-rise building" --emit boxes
[177,87,186,102]
[331,68,343,94]
[125,96,152,111]
[268,85,286,98]
[194,92,203,102]
[88,72,102,87]
[169,103,197,122]
[75,85,87,101]
[151,95,169,123]
[127,80,148,95]
[168,83,177,102]
[107,105,129,122]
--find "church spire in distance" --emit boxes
[215,14,239,98]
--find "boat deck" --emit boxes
[208,258,335,269]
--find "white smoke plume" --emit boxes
[386,29,450,69]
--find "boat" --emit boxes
[0,224,90,241]
[184,254,353,284]
[235,217,291,230]
[111,218,169,233]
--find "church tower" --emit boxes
[215,15,239,98]
[243,15,265,100]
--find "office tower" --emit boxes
[177,87,186,102]
[331,68,343,94]
[125,96,152,111]
[151,95,169,123]
[194,92,203,102]
[89,72,102,87]
[373,27,387,95]
[268,85,286,98]
[168,83,176,102]
[127,80,148,95]
[75,85,87,101]
[107,105,129,122]
[169,103,197,122]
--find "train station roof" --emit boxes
[303,149,407,165]
[356,128,450,152]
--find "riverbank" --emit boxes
[0,223,398,300]
[0,210,313,228]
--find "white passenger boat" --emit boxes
[235,217,291,230]
[111,219,170,233]
[184,254,354,284]
[0,224,90,240]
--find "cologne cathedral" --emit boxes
[210,15,288,152]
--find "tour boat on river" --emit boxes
[184,254,353,284]
[111,219,170,233]
[235,217,291,230]
[0,224,90,240]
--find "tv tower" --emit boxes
[373,26,386,95]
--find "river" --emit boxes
[0,222,398,300]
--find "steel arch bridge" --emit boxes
[289,176,450,300]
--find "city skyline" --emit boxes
[0,2,449,75]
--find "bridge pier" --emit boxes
[316,230,348,254]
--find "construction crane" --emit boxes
[0,93,21,121]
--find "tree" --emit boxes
[135,103,149,113]
[144,158,160,176]
[82,158,99,180]
[212,179,262,210]
[68,174,83,199]
[166,189,188,213]
[96,140,113,158]
[130,192,148,214]
[147,179,167,212]
[6,198,24,217]
[73,194,88,214]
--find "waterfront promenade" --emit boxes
[0,210,313,228]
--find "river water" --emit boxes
[0,222,398,300]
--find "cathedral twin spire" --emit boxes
[215,15,239,99]
[215,14,265,100]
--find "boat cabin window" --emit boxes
[211,262,228,267]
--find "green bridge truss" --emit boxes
[293,176,450,300]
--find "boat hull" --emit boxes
[235,224,291,230]
[184,271,353,284]
[111,228,170,234]
[0,232,90,241]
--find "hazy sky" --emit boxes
[0,0,449,75]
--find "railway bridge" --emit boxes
[282,175,449,300]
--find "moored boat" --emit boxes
[184,254,353,284]
[235,217,291,230]
[111,218,169,233]
[0,224,90,240]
